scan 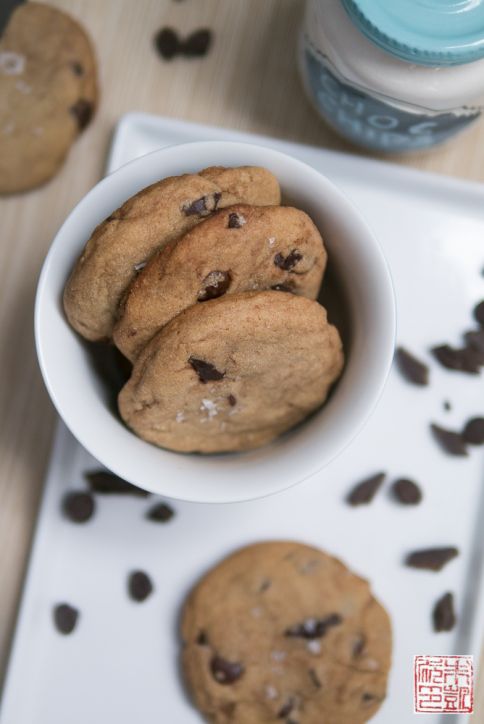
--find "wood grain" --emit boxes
[0,0,482,717]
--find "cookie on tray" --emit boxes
[63,166,280,341]
[181,541,392,724]
[114,204,327,361]
[118,291,344,453]
[0,2,98,194]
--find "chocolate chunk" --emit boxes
[182,28,212,57]
[464,329,484,352]
[85,469,149,496]
[70,99,94,131]
[183,192,221,217]
[198,270,231,301]
[189,356,224,382]
[63,491,95,523]
[278,698,295,718]
[227,212,244,228]
[128,571,153,602]
[154,27,180,59]
[431,344,481,374]
[430,424,468,456]
[274,250,302,271]
[210,655,244,684]
[433,592,456,632]
[308,669,322,688]
[473,300,484,326]
[196,631,208,645]
[285,614,342,639]
[228,394,237,406]
[145,502,175,522]
[406,547,459,572]
[71,61,84,76]
[395,347,429,386]
[391,478,422,505]
[53,603,79,635]
[462,417,484,445]
[271,283,293,292]
[346,472,385,506]
[352,635,366,657]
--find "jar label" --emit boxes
[303,42,480,151]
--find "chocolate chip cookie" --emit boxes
[118,291,344,453]
[181,541,392,724]
[114,204,327,361]
[0,2,98,194]
[64,166,280,341]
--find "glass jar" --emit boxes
[299,0,484,153]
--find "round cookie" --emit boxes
[181,541,392,724]
[0,2,98,194]
[118,291,344,453]
[114,204,327,361]
[63,166,280,341]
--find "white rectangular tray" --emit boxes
[2,113,484,724]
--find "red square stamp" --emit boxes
[414,655,473,714]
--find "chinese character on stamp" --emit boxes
[414,655,473,714]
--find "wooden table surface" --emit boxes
[1,0,483,716]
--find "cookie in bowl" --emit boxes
[118,291,344,453]
[114,204,327,361]
[63,166,280,341]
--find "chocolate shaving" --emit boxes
[406,547,459,572]
[430,424,468,456]
[395,347,429,386]
[145,502,175,522]
[53,603,79,635]
[128,571,153,602]
[431,344,481,374]
[63,491,95,523]
[391,478,422,505]
[347,472,385,506]
[433,592,456,632]
[85,469,149,496]
[462,417,484,445]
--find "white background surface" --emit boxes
[2,114,484,724]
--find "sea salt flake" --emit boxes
[134,261,146,272]
[15,80,31,94]
[271,650,286,662]
[268,237,276,246]
[307,640,321,655]
[175,411,185,423]
[0,52,25,76]
[265,684,278,700]
[200,399,218,419]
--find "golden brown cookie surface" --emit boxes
[64,167,280,341]
[118,291,344,453]
[114,204,327,361]
[181,541,392,724]
[0,2,98,194]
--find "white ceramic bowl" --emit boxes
[35,141,395,503]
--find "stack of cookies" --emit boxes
[64,165,344,453]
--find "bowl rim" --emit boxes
[35,140,396,504]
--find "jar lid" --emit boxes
[342,0,484,66]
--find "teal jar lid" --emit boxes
[342,0,484,66]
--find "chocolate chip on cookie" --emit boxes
[274,249,303,271]
[197,270,231,302]
[189,357,225,383]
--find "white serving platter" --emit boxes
[2,113,484,724]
